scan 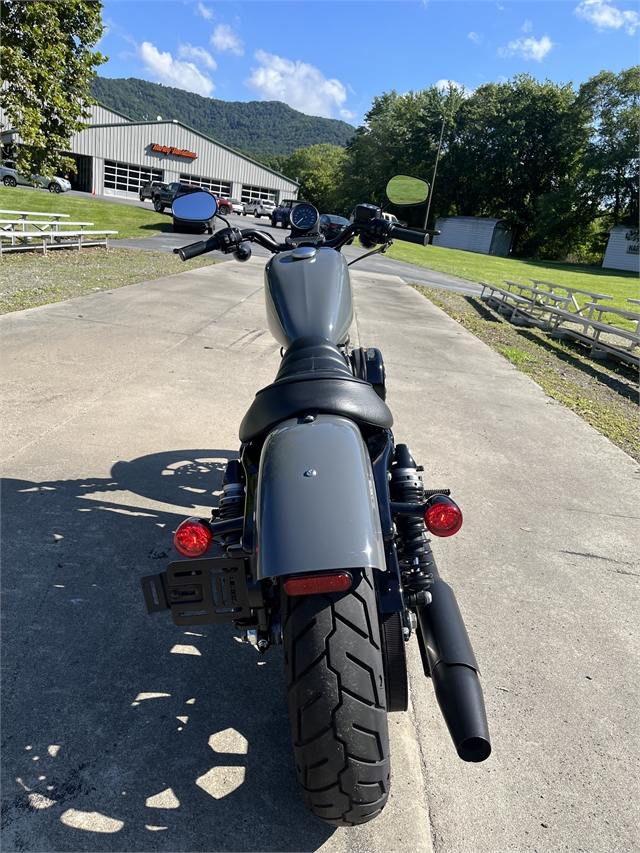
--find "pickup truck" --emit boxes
[271,199,300,228]
[152,182,204,212]
[140,180,167,202]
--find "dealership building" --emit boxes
[0,103,299,204]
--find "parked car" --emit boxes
[319,213,351,239]
[34,174,72,193]
[1,160,31,188]
[221,198,243,215]
[382,211,407,227]
[216,198,234,215]
[271,199,300,228]
[243,199,276,218]
[0,160,71,193]
[140,180,166,202]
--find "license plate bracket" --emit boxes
[141,556,252,626]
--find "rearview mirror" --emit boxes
[385,175,429,206]
[172,191,217,221]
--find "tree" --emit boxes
[576,67,639,227]
[342,85,465,223]
[0,0,106,177]
[438,75,591,257]
[280,144,349,213]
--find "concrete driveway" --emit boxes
[1,258,638,853]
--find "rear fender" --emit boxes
[255,415,386,580]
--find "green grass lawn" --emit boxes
[0,248,218,314]
[0,186,172,240]
[387,242,639,321]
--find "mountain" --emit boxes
[89,77,356,157]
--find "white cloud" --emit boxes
[498,34,555,61]
[177,44,217,70]
[468,31,483,44]
[435,79,465,92]
[196,2,213,20]
[138,42,215,96]
[245,51,349,119]
[574,0,639,34]
[210,24,244,56]
[522,19,533,32]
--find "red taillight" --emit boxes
[424,496,463,537]
[174,518,213,558]
[284,572,352,596]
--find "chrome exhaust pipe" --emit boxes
[415,575,491,762]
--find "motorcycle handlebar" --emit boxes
[388,225,430,246]
[174,235,220,261]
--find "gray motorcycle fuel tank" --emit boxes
[264,247,353,347]
[255,415,386,579]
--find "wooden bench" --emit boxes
[546,305,640,367]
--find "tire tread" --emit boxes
[282,568,390,826]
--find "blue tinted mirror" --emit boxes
[172,191,217,221]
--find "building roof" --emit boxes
[87,103,298,186]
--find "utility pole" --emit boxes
[423,114,446,230]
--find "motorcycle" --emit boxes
[141,175,491,827]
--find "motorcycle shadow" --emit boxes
[0,449,334,852]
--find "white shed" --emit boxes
[602,226,639,273]
[432,216,514,256]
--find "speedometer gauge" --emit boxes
[290,202,319,231]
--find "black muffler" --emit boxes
[415,573,491,762]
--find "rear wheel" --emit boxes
[154,198,165,213]
[3,176,17,187]
[281,567,390,826]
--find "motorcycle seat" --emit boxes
[239,336,393,441]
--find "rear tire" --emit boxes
[3,176,17,187]
[154,198,165,213]
[281,567,390,826]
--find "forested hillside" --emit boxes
[89,77,355,157]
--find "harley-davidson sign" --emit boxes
[151,143,197,160]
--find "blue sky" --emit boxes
[99,0,640,124]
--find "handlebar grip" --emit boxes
[388,226,430,246]
[174,235,219,261]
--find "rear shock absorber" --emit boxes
[217,460,245,555]
[390,445,436,601]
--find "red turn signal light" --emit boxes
[284,572,353,596]
[174,518,213,558]
[424,496,463,537]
